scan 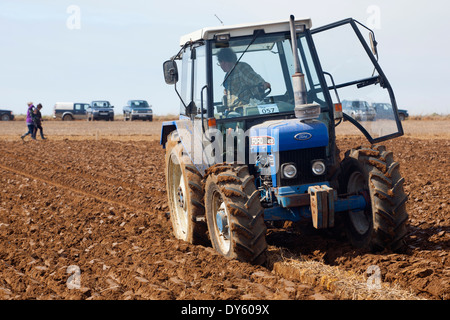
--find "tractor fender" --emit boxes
[160,121,177,148]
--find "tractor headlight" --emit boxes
[311,160,326,176]
[281,163,297,179]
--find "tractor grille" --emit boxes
[278,147,327,186]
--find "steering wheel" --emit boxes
[238,84,271,101]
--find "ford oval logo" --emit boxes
[294,132,312,141]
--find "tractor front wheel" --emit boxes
[339,145,409,252]
[204,164,267,265]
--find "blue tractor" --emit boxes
[161,16,408,265]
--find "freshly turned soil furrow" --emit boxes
[0,120,448,300]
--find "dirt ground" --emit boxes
[0,119,448,300]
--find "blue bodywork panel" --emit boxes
[275,183,327,208]
[249,119,329,188]
[249,119,329,154]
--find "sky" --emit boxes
[1,0,449,116]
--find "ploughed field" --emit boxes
[0,120,448,300]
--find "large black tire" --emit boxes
[165,132,209,245]
[339,145,409,252]
[204,164,267,265]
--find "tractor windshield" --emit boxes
[211,32,329,120]
[92,101,111,108]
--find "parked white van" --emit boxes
[53,102,90,121]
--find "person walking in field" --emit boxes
[21,102,36,141]
[33,103,46,140]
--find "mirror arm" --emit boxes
[173,82,187,109]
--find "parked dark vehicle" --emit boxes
[0,109,14,121]
[87,100,114,121]
[342,100,376,121]
[372,103,409,121]
[123,100,153,121]
[53,102,90,121]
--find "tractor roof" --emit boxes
[179,18,312,46]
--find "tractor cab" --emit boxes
[163,17,403,150]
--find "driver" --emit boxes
[217,48,271,111]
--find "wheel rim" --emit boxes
[347,171,371,235]
[169,154,188,240]
[212,191,231,254]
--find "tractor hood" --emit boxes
[249,119,328,154]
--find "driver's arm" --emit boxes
[224,63,271,110]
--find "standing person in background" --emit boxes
[21,102,36,141]
[33,104,46,140]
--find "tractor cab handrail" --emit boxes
[327,75,380,91]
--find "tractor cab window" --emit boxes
[179,45,207,116]
[74,104,83,111]
[211,32,328,121]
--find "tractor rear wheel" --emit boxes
[204,164,267,265]
[339,145,409,252]
[165,132,209,245]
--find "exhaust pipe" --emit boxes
[289,14,307,106]
[289,15,320,121]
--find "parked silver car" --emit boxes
[342,100,376,121]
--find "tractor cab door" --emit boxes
[175,43,211,174]
[311,18,403,143]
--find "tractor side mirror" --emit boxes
[163,60,179,84]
